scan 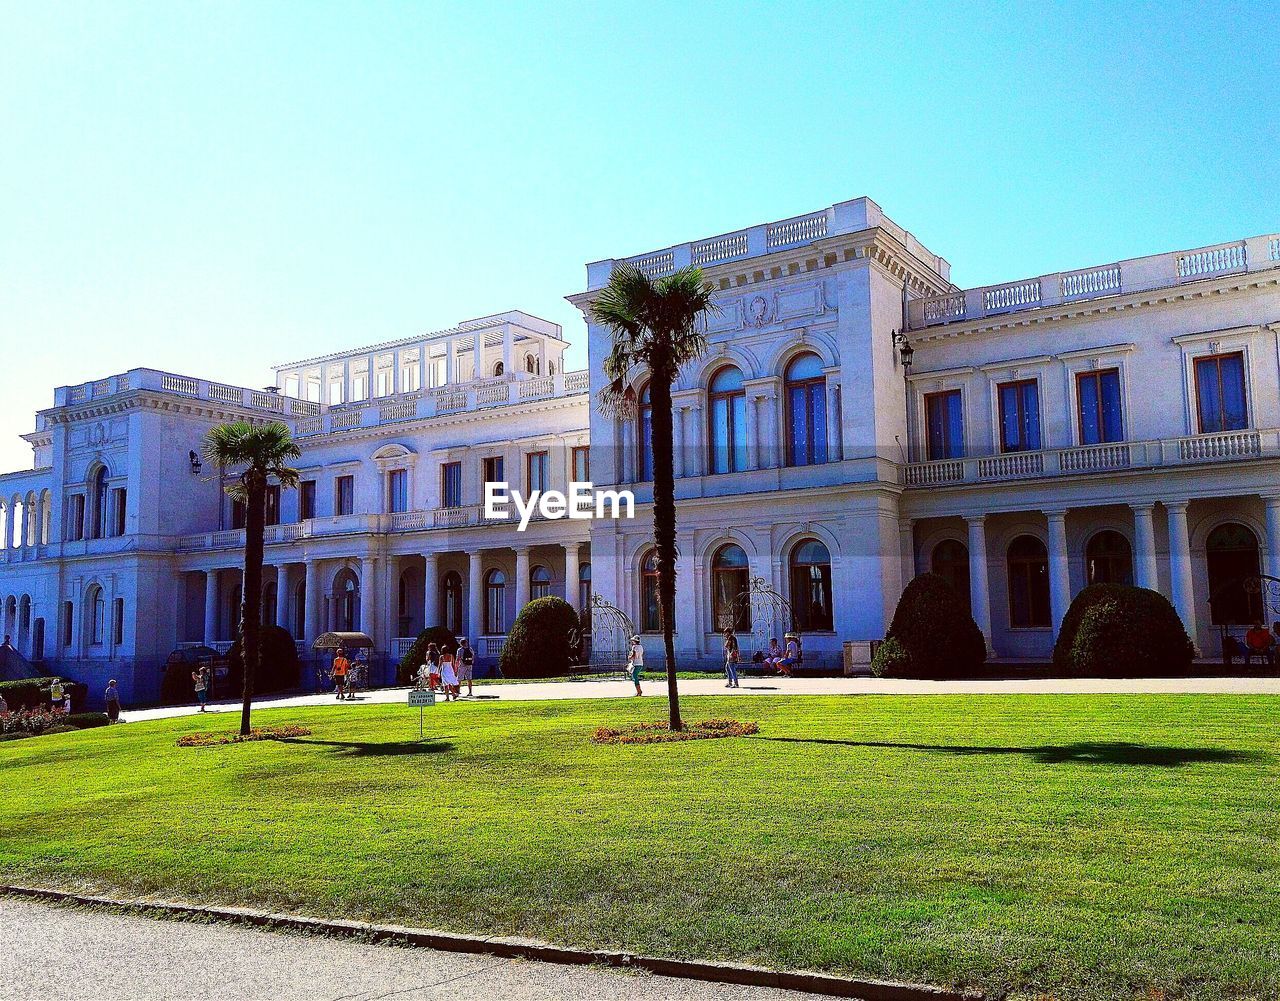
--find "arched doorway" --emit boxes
[332,568,361,632]
[931,538,970,609]
[1207,523,1262,624]
[1086,530,1134,585]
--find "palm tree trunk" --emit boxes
[240,479,266,736]
[648,367,682,731]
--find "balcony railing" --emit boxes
[55,368,321,417]
[903,429,1277,487]
[908,233,1280,330]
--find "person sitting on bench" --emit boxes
[1244,622,1276,665]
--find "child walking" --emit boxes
[722,628,740,688]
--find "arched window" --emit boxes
[1007,535,1050,628]
[1207,522,1262,624]
[637,382,653,482]
[525,354,538,374]
[493,361,505,377]
[785,353,828,467]
[931,539,971,609]
[90,468,108,539]
[712,543,751,630]
[1086,530,1133,585]
[87,585,106,645]
[332,570,360,633]
[790,539,833,631]
[441,571,463,635]
[708,367,747,474]
[531,564,552,600]
[485,569,507,634]
[0,503,6,551]
[640,550,660,633]
[578,563,592,629]
[548,361,556,376]
[10,497,23,549]
[24,493,37,546]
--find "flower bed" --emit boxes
[177,725,313,748]
[1,708,61,736]
[592,718,759,745]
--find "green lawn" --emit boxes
[2,694,1277,1001]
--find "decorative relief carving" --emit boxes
[746,294,771,328]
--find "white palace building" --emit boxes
[3,196,1280,703]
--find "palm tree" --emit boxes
[594,264,718,731]
[203,421,301,735]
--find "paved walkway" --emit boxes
[126,673,1280,723]
[2,896,835,1001]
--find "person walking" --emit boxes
[626,635,644,696]
[722,628,740,688]
[425,643,442,692]
[50,678,65,712]
[456,638,475,697]
[104,680,122,723]
[440,648,459,701]
[331,651,350,700]
[192,665,210,712]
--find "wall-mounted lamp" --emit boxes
[892,329,915,372]
[189,450,203,475]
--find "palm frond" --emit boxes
[203,420,303,495]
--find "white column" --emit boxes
[468,550,484,638]
[422,552,439,629]
[966,516,993,654]
[501,326,513,376]
[444,338,455,384]
[1046,510,1070,634]
[514,546,530,615]
[384,555,401,647]
[361,556,380,646]
[304,561,321,641]
[744,394,759,470]
[688,405,704,477]
[824,381,841,461]
[563,543,581,613]
[275,564,290,628]
[761,389,779,469]
[898,519,915,592]
[1131,504,1159,590]
[1166,501,1199,649]
[1264,495,1280,580]
[203,570,219,646]
[418,343,429,393]
[672,406,685,479]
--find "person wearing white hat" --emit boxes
[626,635,644,696]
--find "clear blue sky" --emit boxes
[2,1,1277,471]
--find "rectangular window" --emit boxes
[482,456,504,490]
[572,446,590,483]
[1195,352,1248,433]
[401,363,420,393]
[305,380,321,403]
[328,381,343,405]
[351,374,369,402]
[62,601,73,646]
[527,451,549,494]
[335,475,354,516]
[231,498,247,530]
[111,487,127,536]
[388,469,408,513]
[924,390,964,460]
[376,369,394,398]
[91,594,105,645]
[68,495,85,541]
[998,379,1041,453]
[265,485,281,526]
[299,480,316,520]
[112,598,124,646]
[284,375,300,398]
[441,462,462,508]
[428,346,447,388]
[1077,369,1124,445]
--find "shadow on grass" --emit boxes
[283,737,456,757]
[762,738,1268,767]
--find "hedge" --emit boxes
[0,677,87,711]
[872,573,987,679]
[1053,583,1193,677]
[397,626,460,685]
[64,712,111,729]
[498,597,581,679]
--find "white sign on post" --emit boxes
[409,688,436,741]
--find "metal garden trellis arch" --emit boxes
[578,592,637,678]
[730,576,798,664]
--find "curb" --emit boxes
[2,884,982,1001]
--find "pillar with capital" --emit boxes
[966,516,994,654]
[823,376,841,462]
[744,393,759,470]
[468,550,484,638]
[275,564,290,628]
[1046,510,1071,634]
[671,406,685,479]
[898,519,916,594]
[1131,504,1159,591]
[563,542,581,613]
[384,555,401,647]
[1166,501,1199,649]
[514,546,530,615]
[304,561,320,641]
[361,556,380,647]
[203,570,219,646]
[422,553,439,629]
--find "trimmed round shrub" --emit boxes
[869,636,912,678]
[397,626,460,685]
[225,625,302,695]
[1053,583,1193,677]
[879,573,987,679]
[44,723,79,735]
[64,712,111,729]
[498,597,581,679]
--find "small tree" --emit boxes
[498,597,581,679]
[226,625,302,694]
[203,421,300,735]
[595,264,717,730]
[872,573,987,678]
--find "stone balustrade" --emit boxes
[908,233,1280,330]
